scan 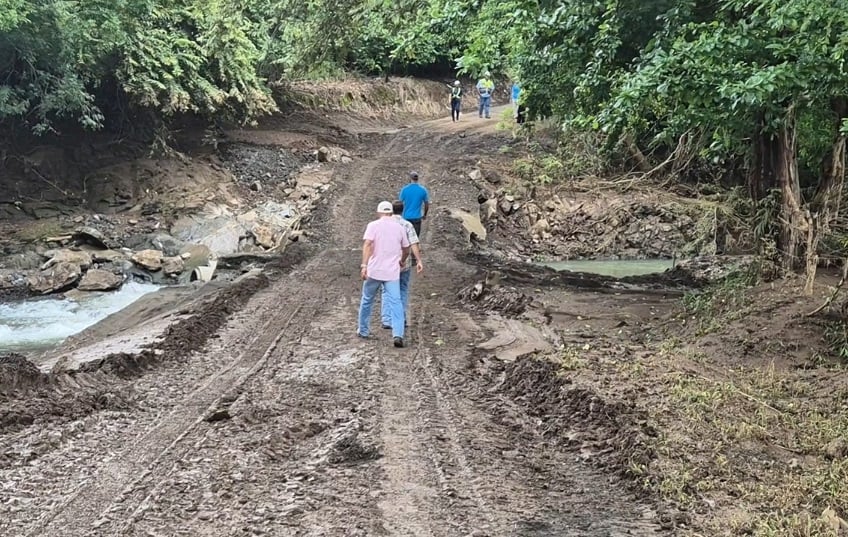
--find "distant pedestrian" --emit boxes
[399,171,430,237]
[381,200,423,330]
[450,80,463,122]
[512,82,526,124]
[358,201,410,347]
[476,71,494,119]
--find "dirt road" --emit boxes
[1,113,665,536]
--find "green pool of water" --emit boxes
[539,259,675,278]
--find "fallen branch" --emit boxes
[806,256,848,316]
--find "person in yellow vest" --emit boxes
[450,80,462,122]
[476,71,494,119]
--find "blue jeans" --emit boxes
[381,269,411,326]
[359,278,403,338]
[478,95,491,118]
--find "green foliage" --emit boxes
[510,152,567,186]
[1,0,275,133]
[682,271,759,335]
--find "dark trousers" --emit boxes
[516,104,527,124]
[451,98,461,121]
[408,219,422,237]
[408,219,422,264]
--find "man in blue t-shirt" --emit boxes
[399,171,429,237]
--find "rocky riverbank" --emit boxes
[0,144,352,302]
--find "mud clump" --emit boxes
[312,419,381,466]
[0,354,49,395]
[81,271,271,378]
[0,371,132,434]
[458,277,532,317]
[490,194,706,261]
[1,269,273,434]
[77,350,159,379]
[498,357,656,480]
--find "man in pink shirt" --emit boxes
[358,201,410,347]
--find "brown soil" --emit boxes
[1,80,845,537]
[0,101,668,537]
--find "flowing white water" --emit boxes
[539,259,675,278]
[0,282,159,353]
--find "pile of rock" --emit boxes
[23,243,195,295]
[471,167,705,260]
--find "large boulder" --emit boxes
[480,199,498,223]
[251,224,276,249]
[91,249,127,263]
[73,227,111,249]
[40,249,93,271]
[131,249,164,271]
[150,233,187,257]
[449,209,487,242]
[78,269,123,291]
[531,218,551,235]
[162,256,185,276]
[180,244,214,270]
[27,262,82,294]
[317,146,351,163]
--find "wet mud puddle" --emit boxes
[0,282,159,354]
[540,258,676,278]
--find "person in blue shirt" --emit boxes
[512,82,526,124]
[399,171,429,237]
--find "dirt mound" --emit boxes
[285,78,453,121]
[496,356,656,480]
[0,354,49,394]
[80,271,270,378]
[0,262,279,435]
[0,372,132,435]
[479,180,715,262]
[221,143,305,188]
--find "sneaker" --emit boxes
[357,332,373,339]
[382,324,391,330]
[393,337,404,348]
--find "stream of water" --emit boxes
[0,282,159,354]
[539,259,675,278]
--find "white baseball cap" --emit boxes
[377,201,393,214]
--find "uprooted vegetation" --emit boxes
[471,138,790,265]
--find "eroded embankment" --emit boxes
[0,246,314,434]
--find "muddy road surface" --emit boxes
[1,114,665,536]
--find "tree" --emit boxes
[593,0,848,287]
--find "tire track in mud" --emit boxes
[26,269,321,537]
[2,114,672,537]
[85,264,385,536]
[376,295,664,536]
